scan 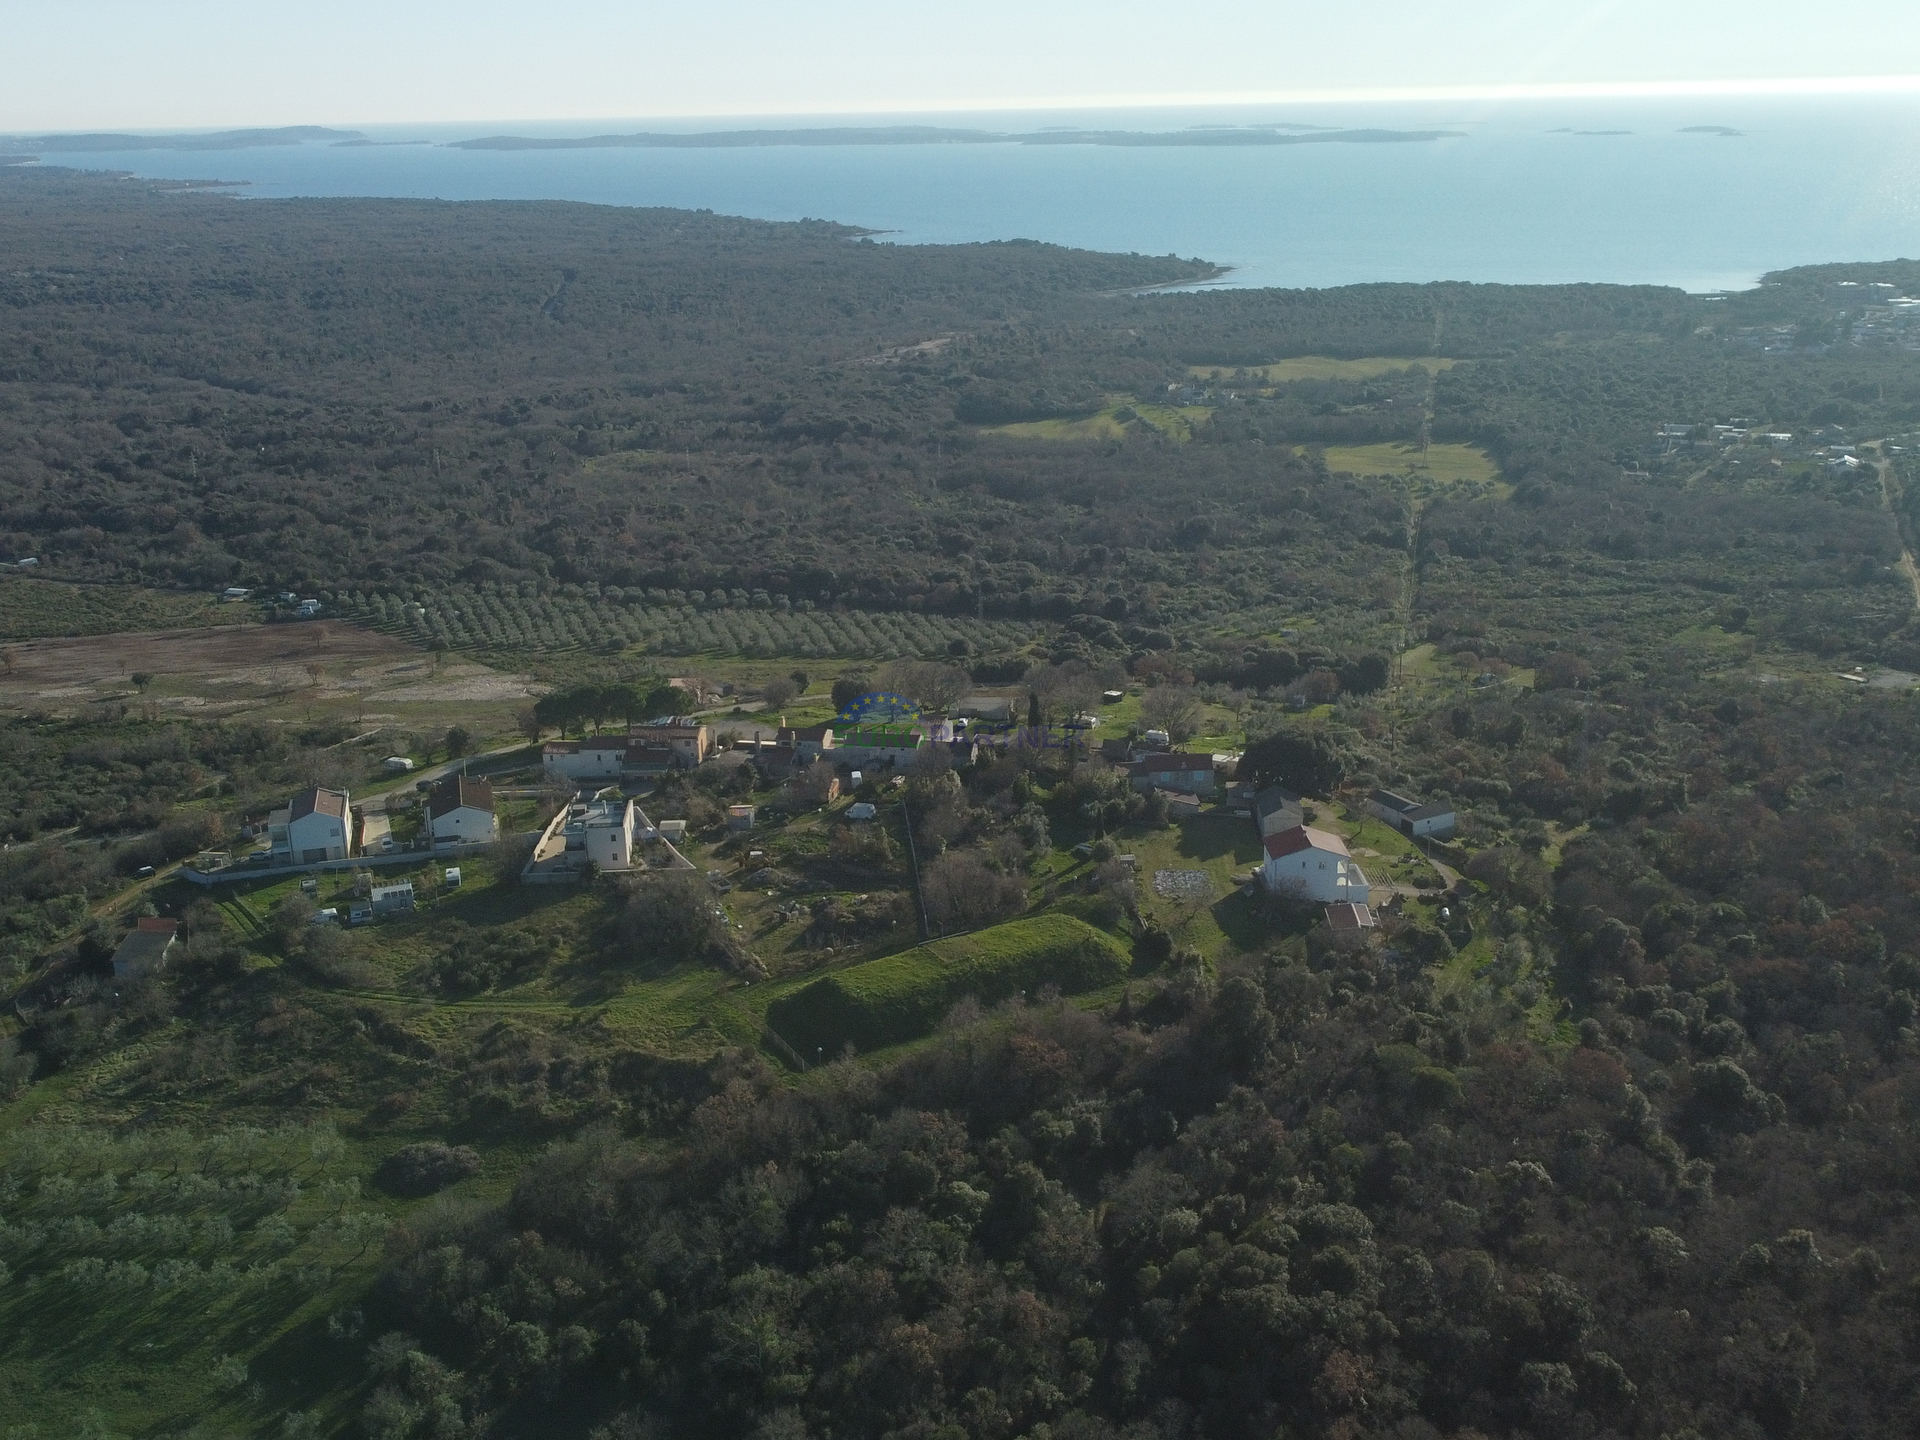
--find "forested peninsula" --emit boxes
[445,125,1461,150]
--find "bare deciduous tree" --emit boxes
[1027,661,1101,724]
[879,660,971,714]
[1140,684,1205,743]
[920,850,1026,933]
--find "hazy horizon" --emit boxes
[4,1,1919,132]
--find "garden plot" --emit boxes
[1153,869,1215,900]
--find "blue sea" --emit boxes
[19,97,1920,291]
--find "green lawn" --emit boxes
[761,914,1129,1057]
[989,400,1212,443]
[1317,442,1500,485]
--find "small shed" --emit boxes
[370,881,416,916]
[727,805,757,833]
[110,917,178,980]
[444,867,463,889]
[383,756,416,774]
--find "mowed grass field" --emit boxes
[1316,442,1501,485]
[1187,357,1457,382]
[989,401,1211,442]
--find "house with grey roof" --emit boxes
[1365,789,1457,839]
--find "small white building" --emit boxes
[1365,789,1457,840]
[370,881,416,916]
[383,756,416,774]
[429,776,498,846]
[274,787,353,863]
[1260,825,1371,904]
[111,918,179,980]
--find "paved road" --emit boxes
[360,740,532,814]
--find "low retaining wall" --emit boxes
[179,839,508,887]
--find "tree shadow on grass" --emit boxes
[1173,814,1263,865]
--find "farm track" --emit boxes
[1871,442,1920,612]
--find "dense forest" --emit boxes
[3,165,1920,1436]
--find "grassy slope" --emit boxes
[762,914,1130,1056]
[0,576,229,640]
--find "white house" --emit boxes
[1365,789,1457,839]
[521,794,638,882]
[429,776,498,846]
[1260,825,1371,904]
[542,736,631,783]
[582,796,637,870]
[274,787,353,863]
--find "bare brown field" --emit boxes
[0,621,541,720]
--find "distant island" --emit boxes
[0,126,363,153]
[446,124,1462,151]
[1680,124,1745,137]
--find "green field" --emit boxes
[989,401,1211,443]
[0,576,229,640]
[763,914,1130,1056]
[1315,441,1500,485]
[1188,356,1457,382]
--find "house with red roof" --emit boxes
[1259,824,1371,904]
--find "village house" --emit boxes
[628,719,713,769]
[581,796,639,870]
[272,787,353,863]
[1254,785,1305,837]
[111,917,179,980]
[542,736,633,784]
[1365,789,1457,839]
[736,736,803,780]
[1260,824,1371,904]
[429,775,498,846]
[834,724,925,770]
[778,724,836,762]
[1127,752,1217,797]
[622,743,681,777]
[523,794,639,882]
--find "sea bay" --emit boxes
[10,95,1920,290]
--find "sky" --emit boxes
[4,0,1920,132]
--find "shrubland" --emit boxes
[0,166,1918,1435]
